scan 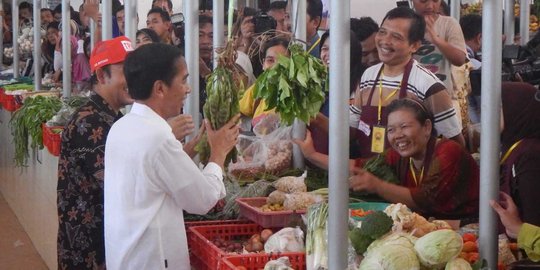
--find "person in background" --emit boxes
[460,14,482,124]
[350,17,381,68]
[147,8,173,45]
[104,43,240,269]
[499,82,540,227]
[57,36,134,270]
[41,22,59,76]
[135,28,160,48]
[349,98,479,220]
[296,7,464,169]
[411,0,468,132]
[115,5,125,36]
[152,0,183,46]
[41,8,54,27]
[268,1,289,32]
[152,0,173,16]
[306,0,323,58]
[239,37,290,127]
[19,2,32,22]
[491,192,540,262]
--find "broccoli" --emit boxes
[348,211,393,255]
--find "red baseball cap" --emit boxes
[90,36,134,73]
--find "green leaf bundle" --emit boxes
[254,43,328,125]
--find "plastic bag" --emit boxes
[253,114,281,137]
[267,190,287,205]
[228,126,293,181]
[283,192,323,211]
[274,172,307,193]
[264,257,294,270]
[264,227,305,253]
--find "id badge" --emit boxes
[371,125,386,153]
[358,120,371,136]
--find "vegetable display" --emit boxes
[414,229,463,269]
[254,43,327,125]
[306,202,329,270]
[10,95,62,167]
[349,211,393,255]
[196,41,245,166]
[363,153,399,185]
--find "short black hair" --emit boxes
[460,14,482,41]
[199,14,213,27]
[41,8,53,15]
[387,98,437,136]
[307,0,323,21]
[136,28,161,43]
[152,0,173,10]
[47,21,60,31]
[350,17,379,42]
[262,37,290,56]
[270,1,287,11]
[381,7,425,44]
[19,2,32,11]
[147,7,171,22]
[115,5,124,15]
[124,43,183,100]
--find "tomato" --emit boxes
[462,241,478,253]
[350,209,374,217]
[462,233,477,242]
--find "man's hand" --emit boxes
[490,192,523,239]
[206,114,241,168]
[167,114,195,141]
[183,124,205,158]
[84,0,100,21]
[199,57,212,78]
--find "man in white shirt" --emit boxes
[104,43,240,270]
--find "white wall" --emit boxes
[350,0,397,24]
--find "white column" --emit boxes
[101,0,112,40]
[504,0,516,45]
[124,0,137,42]
[480,0,503,268]
[61,0,71,97]
[213,0,224,68]
[12,0,20,78]
[184,0,200,136]
[519,0,530,45]
[450,0,460,20]
[34,0,42,90]
[328,0,350,268]
[292,0,307,169]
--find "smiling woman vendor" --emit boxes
[349,98,479,220]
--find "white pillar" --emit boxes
[480,0,503,268]
[33,0,42,90]
[101,0,112,40]
[212,0,224,68]
[504,0,516,45]
[61,0,71,97]
[328,0,350,268]
[184,0,200,136]
[519,0,530,45]
[292,0,307,169]
[12,0,20,78]
[124,0,137,42]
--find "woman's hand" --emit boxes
[293,130,316,160]
[349,167,381,194]
[490,192,523,239]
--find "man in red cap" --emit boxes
[56,36,134,270]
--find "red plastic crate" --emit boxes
[42,124,63,156]
[186,219,253,269]
[236,197,306,228]
[189,223,264,270]
[219,253,306,270]
[2,93,21,111]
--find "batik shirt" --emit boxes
[57,93,122,270]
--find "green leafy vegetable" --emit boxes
[363,153,399,184]
[254,43,327,125]
[349,211,393,255]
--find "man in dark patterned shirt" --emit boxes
[57,36,134,270]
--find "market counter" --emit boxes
[0,109,59,269]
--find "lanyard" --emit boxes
[500,140,523,165]
[377,70,400,124]
[307,37,321,54]
[409,158,424,186]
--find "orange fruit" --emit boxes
[468,252,480,264]
[462,233,477,242]
[462,241,478,253]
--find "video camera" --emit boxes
[243,7,277,35]
[502,42,540,85]
[170,13,185,46]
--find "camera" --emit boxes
[170,13,185,47]
[252,12,277,34]
[502,44,540,85]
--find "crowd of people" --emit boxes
[2,0,540,269]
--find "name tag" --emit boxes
[371,125,386,153]
[358,120,371,136]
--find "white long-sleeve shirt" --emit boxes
[104,102,225,270]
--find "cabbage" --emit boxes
[366,232,417,255]
[359,244,420,270]
[414,229,463,268]
[445,258,473,270]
